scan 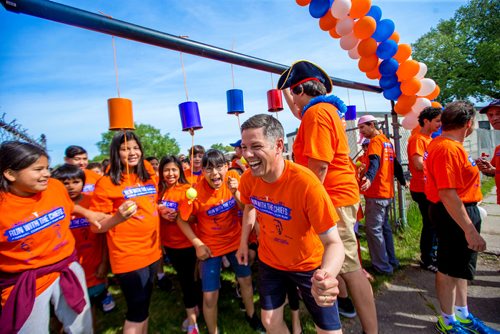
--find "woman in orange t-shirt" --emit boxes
[0,142,95,333]
[177,149,263,334]
[90,131,162,334]
[157,155,201,334]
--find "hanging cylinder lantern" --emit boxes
[267,89,284,112]
[108,97,135,130]
[226,89,245,114]
[179,101,203,131]
[345,105,357,121]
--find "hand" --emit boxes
[475,159,495,176]
[85,210,109,230]
[118,200,137,220]
[465,229,486,252]
[311,269,339,307]
[227,177,239,194]
[360,177,372,192]
[159,204,177,221]
[95,261,109,279]
[236,244,249,266]
[195,243,212,260]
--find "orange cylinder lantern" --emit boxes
[108,97,135,130]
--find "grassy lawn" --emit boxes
[93,179,496,333]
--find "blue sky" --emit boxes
[0,0,466,165]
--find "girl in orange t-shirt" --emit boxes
[177,149,263,334]
[157,155,201,334]
[0,142,94,333]
[89,131,162,334]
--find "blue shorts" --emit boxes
[200,250,252,292]
[258,261,341,331]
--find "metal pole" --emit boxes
[390,101,407,229]
[1,0,383,93]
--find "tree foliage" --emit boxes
[95,123,180,159]
[412,0,499,103]
[210,143,233,153]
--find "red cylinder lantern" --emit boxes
[267,89,283,112]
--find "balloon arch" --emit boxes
[297,0,442,130]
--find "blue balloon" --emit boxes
[379,58,399,76]
[431,127,442,138]
[376,40,398,60]
[372,19,395,42]
[379,75,398,90]
[383,83,402,101]
[366,6,382,22]
[309,0,334,18]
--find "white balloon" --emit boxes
[331,0,351,19]
[478,206,488,221]
[348,42,361,59]
[402,111,419,130]
[336,17,354,37]
[411,97,432,113]
[417,78,436,97]
[340,33,359,51]
[416,62,428,79]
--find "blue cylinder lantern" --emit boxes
[226,89,245,114]
[179,101,203,131]
[345,105,357,121]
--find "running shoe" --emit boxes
[435,316,472,334]
[457,313,500,334]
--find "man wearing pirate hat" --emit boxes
[279,61,378,334]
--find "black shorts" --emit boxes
[429,202,481,280]
[115,260,160,322]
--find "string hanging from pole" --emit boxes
[346,88,351,106]
[362,91,368,112]
[179,35,190,101]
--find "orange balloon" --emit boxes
[358,54,379,73]
[397,60,420,81]
[425,85,441,101]
[397,94,417,108]
[319,11,338,31]
[388,31,400,44]
[366,63,381,79]
[393,44,412,63]
[296,0,311,6]
[353,16,377,40]
[431,101,443,109]
[357,38,378,57]
[329,27,342,39]
[350,0,372,19]
[401,77,422,95]
[394,101,412,116]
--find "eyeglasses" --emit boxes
[204,165,225,173]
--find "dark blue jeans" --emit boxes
[411,191,437,266]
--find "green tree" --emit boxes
[412,0,499,103]
[95,123,180,159]
[210,143,233,153]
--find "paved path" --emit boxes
[342,187,500,333]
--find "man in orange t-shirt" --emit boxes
[358,115,405,276]
[236,114,345,334]
[424,101,494,334]
[407,107,442,272]
[279,60,377,333]
[476,99,500,205]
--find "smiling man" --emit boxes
[236,114,345,334]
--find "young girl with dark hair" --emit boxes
[157,155,201,334]
[90,131,162,334]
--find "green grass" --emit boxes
[480,176,496,197]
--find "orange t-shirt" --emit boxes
[90,173,162,274]
[493,145,500,205]
[82,169,102,194]
[70,194,106,288]
[184,169,204,187]
[407,132,432,193]
[239,160,339,272]
[159,183,195,249]
[363,133,395,199]
[424,136,482,204]
[293,102,359,207]
[0,178,75,304]
[179,178,241,257]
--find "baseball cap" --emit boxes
[357,115,377,126]
[229,139,242,147]
[479,99,500,114]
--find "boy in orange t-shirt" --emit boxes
[423,101,496,334]
[177,149,264,334]
[236,114,345,333]
[407,107,442,272]
[64,145,101,194]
